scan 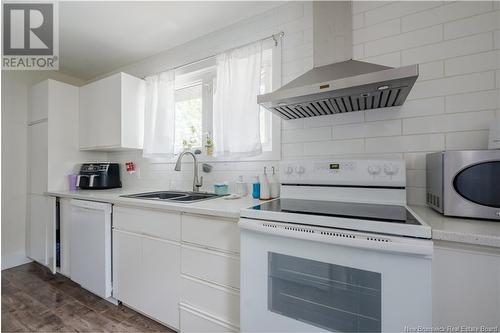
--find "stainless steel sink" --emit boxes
[121,191,222,203]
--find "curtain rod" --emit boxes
[142,31,284,79]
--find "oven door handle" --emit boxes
[239,218,433,257]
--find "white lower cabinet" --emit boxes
[180,304,238,332]
[113,207,240,332]
[432,241,500,327]
[180,214,241,331]
[27,194,56,273]
[142,236,180,327]
[112,206,181,330]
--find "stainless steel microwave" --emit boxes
[426,150,500,221]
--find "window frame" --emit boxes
[150,39,282,164]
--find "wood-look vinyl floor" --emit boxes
[2,262,175,332]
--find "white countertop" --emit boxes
[45,190,500,247]
[410,205,500,248]
[46,188,262,220]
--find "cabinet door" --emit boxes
[79,73,122,149]
[59,198,72,277]
[28,194,55,273]
[433,242,500,327]
[28,122,48,195]
[142,236,180,329]
[29,80,48,123]
[112,229,143,310]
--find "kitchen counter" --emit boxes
[410,205,500,248]
[46,188,262,219]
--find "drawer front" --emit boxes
[182,245,240,289]
[113,206,180,241]
[181,275,240,326]
[182,214,239,253]
[180,305,237,332]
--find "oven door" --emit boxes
[444,150,500,220]
[240,218,432,333]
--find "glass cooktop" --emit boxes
[250,199,422,225]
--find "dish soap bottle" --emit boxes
[235,175,247,197]
[269,166,280,198]
[252,176,260,199]
[259,167,271,200]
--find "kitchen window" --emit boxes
[144,37,281,161]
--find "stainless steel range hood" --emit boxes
[259,2,419,120]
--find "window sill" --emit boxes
[147,150,281,164]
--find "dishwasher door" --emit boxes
[70,199,112,298]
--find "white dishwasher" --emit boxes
[70,199,112,299]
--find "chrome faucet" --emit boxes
[174,151,203,192]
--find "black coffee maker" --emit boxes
[77,163,121,189]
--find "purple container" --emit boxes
[68,174,78,192]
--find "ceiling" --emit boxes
[59,1,284,81]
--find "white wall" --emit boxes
[103,1,314,193]
[1,70,84,269]
[93,1,498,203]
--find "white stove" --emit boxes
[239,158,433,333]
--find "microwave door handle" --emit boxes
[76,175,81,187]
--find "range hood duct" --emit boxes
[258,2,419,120]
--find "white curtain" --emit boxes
[213,41,263,157]
[142,70,176,158]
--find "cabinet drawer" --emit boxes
[181,275,239,326]
[113,206,180,241]
[180,305,237,332]
[182,245,240,289]
[182,214,239,253]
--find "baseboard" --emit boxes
[2,252,32,270]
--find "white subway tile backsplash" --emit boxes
[444,10,500,40]
[283,42,314,63]
[283,143,304,157]
[418,61,444,81]
[353,19,400,44]
[110,1,499,201]
[401,1,492,33]
[365,97,445,121]
[446,90,500,113]
[408,71,495,99]
[407,169,426,187]
[362,52,401,67]
[364,1,442,27]
[303,139,365,156]
[353,13,364,29]
[353,44,364,59]
[352,1,391,15]
[282,127,331,143]
[402,32,493,65]
[333,120,401,139]
[403,110,495,134]
[365,134,445,153]
[365,25,443,57]
[445,130,490,150]
[444,50,500,76]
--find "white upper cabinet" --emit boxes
[79,72,145,151]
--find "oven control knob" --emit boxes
[284,166,294,175]
[295,166,305,175]
[367,165,381,175]
[384,164,399,176]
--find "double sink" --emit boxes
[121,191,221,203]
